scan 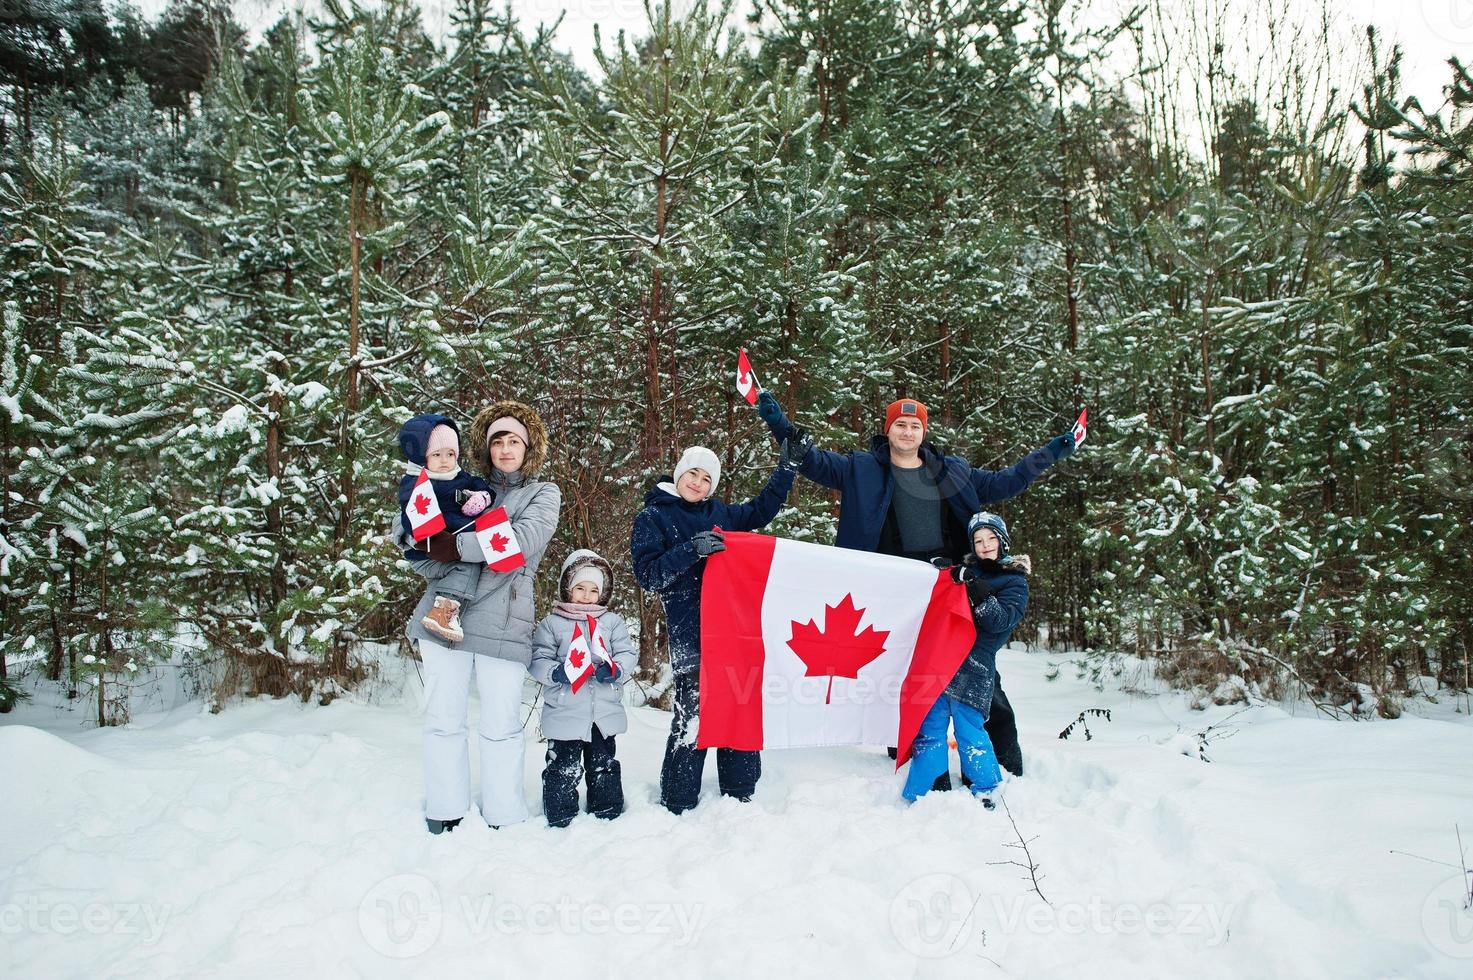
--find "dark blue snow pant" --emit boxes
[660,670,761,813]
[543,724,624,828]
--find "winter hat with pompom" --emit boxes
[967,511,1011,556]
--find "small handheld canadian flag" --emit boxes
[405,468,446,541]
[586,615,614,667]
[564,620,597,693]
[736,348,760,406]
[473,506,525,573]
[1071,408,1089,448]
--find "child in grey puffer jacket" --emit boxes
[529,550,638,827]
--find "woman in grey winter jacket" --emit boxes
[392,400,561,833]
[529,550,638,827]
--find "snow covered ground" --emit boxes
[3,647,1472,978]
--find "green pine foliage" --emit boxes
[1,1,1468,721]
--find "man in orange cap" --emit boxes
[756,391,1077,778]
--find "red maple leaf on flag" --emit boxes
[489,532,509,553]
[413,493,431,516]
[787,593,890,704]
[569,647,586,669]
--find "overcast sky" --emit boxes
[152,0,1470,126]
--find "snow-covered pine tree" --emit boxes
[526,0,798,673]
[0,127,110,703]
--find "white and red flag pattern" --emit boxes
[473,506,525,573]
[735,348,760,406]
[404,468,446,541]
[1071,408,1088,447]
[697,532,975,766]
[564,620,597,693]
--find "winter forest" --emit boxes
[4,0,1473,975]
[3,0,1469,722]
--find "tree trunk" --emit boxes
[723,391,735,504]
[938,317,952,427]
[1200,279,1217,458]
[642,55,673,472]
[336,169,365,546]
[98,529,112,727]
[266,388,287,605]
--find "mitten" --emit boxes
[425,531,460,563]
[757,391,789,433]
[1047,432,1077,460]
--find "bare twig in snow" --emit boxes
[988,798,1050,906]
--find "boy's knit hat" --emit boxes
[427,424,459,457]
[885,398,928,433]
[674,446,721,498]
[967,511,1012,556]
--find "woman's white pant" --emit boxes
[420,639,529,825]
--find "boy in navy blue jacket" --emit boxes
[904,511,1030,807]
[397,413,494,643]
[631,435,809,813]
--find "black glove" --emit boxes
[929,556,955,570]
[691,529,726,558]
[551,663,569,684]
[779,427,813,471]
[425,531,460,563]
[1047,432,1077,460]
[757,391,789,432]
[595,661,620,683]
[966,577,995,603]
[949,564,978,585]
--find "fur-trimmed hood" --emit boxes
[466,399,549,478]
[558,549,616,603]
[963,553,1032,576]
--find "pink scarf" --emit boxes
[553,600,607,620]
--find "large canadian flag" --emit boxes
[697,532,976,766]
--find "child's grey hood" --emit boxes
[558,549,617,602]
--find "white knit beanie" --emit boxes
[674,446,721,498]
[569,565,606,596]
